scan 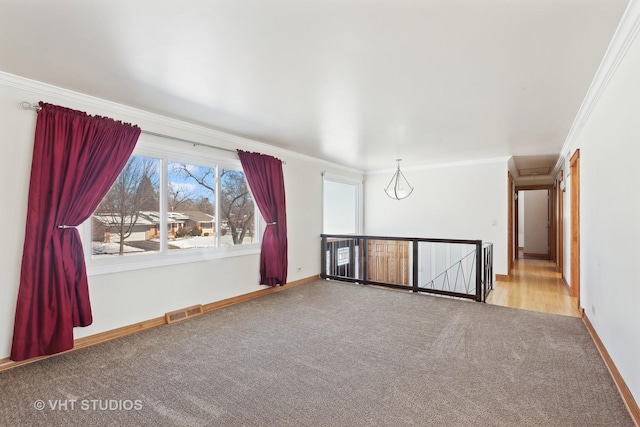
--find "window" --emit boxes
[219,168,257,246]
[84,140,261,275]
[92,155,161,256]
[322,173,362,234]
[166,161,216,250]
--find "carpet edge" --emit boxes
[583,313,640,426]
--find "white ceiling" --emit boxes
[0,1,630,172]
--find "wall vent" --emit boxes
[165,304,204,324]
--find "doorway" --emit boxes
[501,165,577,314]
[515,187,552,260]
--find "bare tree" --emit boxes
[173,164,254,244]
[195,196,214,215]
[137,174,158,211]
[220,169,254,244]
[168,183,194,212]
[97,156,158,255]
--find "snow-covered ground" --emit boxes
[168,235,255,248]
[92,242,145,255]
[168,236,216,249]
[93,235,255,255]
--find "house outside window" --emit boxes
[83,141,261,275]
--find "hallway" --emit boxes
[487,258,580,317]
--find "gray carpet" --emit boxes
[0,280,633,426]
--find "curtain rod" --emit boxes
[20,101,287,165]
[139,130,237,154]
[19,101,285,163]
[20,101,236,155]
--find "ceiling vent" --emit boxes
[518,166,550,177]
[165,304,204,324]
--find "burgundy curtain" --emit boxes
[11,103,140,361]
[237,150,288,286]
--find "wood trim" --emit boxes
[0,316,166,372]
[557,170,564,274]
[570,149,580,306]
[495,274,510,281]
[523,252,549,259]
[569,149,580,167]
[508,171,514,273]
[582,314,640,426]
[561,276,580,314]
[515,185,554,264]
[514,188,518,260]
[514,184,553,191]
[202,275,318,312]
[0,275,320,373]
[549,185,556,264]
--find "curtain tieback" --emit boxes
[267,222,277,225]
[57,225,77,229]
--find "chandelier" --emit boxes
[384,159,414,200]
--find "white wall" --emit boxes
[364,159,508,276]
[523,189,548,255]
[0,74,363,359]
[564,21,640,404]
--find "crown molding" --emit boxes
[366,156,511,176]
[555,0,640,176]
[0,71,363,175]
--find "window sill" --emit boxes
[86,244,261,276]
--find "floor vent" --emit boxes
[165,304,204,324]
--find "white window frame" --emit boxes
[322,172,363,235]
[81,139,262,276]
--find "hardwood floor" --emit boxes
[487,257,580,317]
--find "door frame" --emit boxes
[556,170,564,274]
[569,150,581,305]
[549,184,556,263]
[507,172,515,274]
[513,184,555,261]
